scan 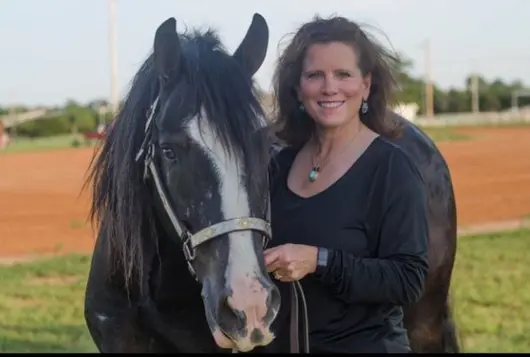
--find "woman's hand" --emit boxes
[264,244,318,282]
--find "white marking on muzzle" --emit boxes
[186,111,274,345]
[185,111,261,278]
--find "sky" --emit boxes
[1,0,529,107]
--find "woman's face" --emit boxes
[297,41,371,129]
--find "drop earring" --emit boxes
[361,99,369,114]
[299,102,305,112]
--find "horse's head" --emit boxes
[139,14,279,351]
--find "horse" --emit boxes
[83,14,285,353]
[386,112,460,353]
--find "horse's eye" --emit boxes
[162,148,176,160]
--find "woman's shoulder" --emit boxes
[269,142,300,167]
[369,136,424,184]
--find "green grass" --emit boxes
[420,127,471,142]
[0,254,97,353]
[451,228,530,352]
[1,134,95,154]
[0,228,529,352]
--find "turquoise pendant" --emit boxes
[308,167,320,182]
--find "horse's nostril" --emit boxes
[217,296,245,333]
[250,327,264,344]
[267,284,281,310]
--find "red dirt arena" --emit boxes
[1,126,529,258]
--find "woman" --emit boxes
[0,120,9,150]
[261,15,429,353]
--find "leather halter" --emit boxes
[135,96,309,353]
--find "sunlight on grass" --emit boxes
[0,229,529,352]
[1,134,95,154]
[0,254,96,353]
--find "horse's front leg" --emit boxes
[84,300,156,353]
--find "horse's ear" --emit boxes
[153,17,182,82]
[233,13,269,76]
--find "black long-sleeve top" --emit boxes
[262,136,429,353]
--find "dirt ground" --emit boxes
[1,126,530,258]
[437,126,530,226]
[0,149,96,258]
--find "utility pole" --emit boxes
[422,38,434,118]
[470,74,479,113]
[108,0,119,119]
[470,59,480,113]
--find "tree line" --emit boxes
[392,56,529,114]
[1,55,528,138]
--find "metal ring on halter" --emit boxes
[182,234,195,261]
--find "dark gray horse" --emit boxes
[389,112,460,353]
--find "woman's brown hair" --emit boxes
[271,15,403,148]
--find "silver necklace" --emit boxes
[308,127,362,182]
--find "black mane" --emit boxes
[84,28,269,292]
[178,30,268,186]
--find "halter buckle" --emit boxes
[182,233,196,261]
[262,234,271,249]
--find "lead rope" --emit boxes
[295,280,310,353]
[290,281,310,353]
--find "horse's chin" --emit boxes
[203,299,237,350]
[212,327,273,353]
[206,310,274,352]
[212,327,237,350]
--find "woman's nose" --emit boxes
[321,75,339,95]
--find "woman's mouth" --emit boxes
[318,100,344,108]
